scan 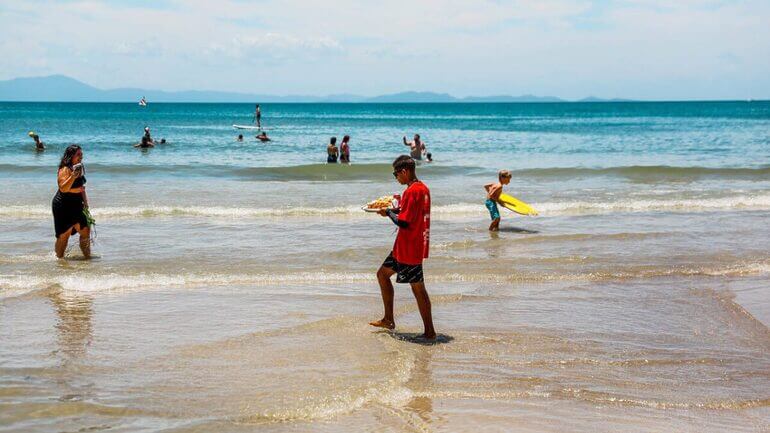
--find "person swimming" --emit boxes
[28,131,45,151]
[256,131,271,142]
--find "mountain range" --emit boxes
[0,75,629,103]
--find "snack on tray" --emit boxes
[366,195,394,210]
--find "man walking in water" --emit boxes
[255,104,262,129]
[370,155,436,340]
[403,134,426,160]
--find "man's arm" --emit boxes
[386,208,408,228]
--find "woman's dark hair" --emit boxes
[330,136,337,145]
[59,144,82,169]
[393,155,416,173]
[342,135,350,143]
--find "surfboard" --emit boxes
[498,193,538,216]
[233,124,260,130]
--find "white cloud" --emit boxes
[0,0,767,98]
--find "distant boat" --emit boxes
[139,96,147,106]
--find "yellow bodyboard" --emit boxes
[498,193,538,216]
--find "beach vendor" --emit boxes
[370,155,435,340]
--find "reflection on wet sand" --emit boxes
[47,289,93,361]
[404,345,436,427]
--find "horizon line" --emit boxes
[2,74,768,103]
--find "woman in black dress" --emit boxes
[52,145,91,259]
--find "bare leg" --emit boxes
[370,265,396,329]
[78,226,91,259]
[489,217,500,231]
[410,282,436,339]
[55,229,72,258]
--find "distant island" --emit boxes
[0,75,631,103]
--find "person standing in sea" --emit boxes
[255,104,262,129]
[370,155,435,340]
[327,137,339,163]
[403,134,426,161]
[52,145,91,259]
[340,135,351,163]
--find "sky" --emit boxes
[1,0,768,100]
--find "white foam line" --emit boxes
[1,193,769,221]
[2,261,768,297]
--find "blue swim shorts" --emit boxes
[485,199,500,220]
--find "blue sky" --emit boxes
[1,0,768,99]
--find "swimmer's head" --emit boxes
[28,131,36,137]
[144,126,150,132]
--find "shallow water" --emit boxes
[1,102,769,432]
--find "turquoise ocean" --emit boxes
[1,101,769,432]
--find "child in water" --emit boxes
[483,170,512,231]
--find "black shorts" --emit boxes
[382,252,424,284]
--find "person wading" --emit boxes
[52,145,91,259]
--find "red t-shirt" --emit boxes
[393,180,431,265]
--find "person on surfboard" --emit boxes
[484,170,512,231]
[370,155,436,340]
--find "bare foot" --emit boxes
[369,319,395,330]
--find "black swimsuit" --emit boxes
[52,173,88,237]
